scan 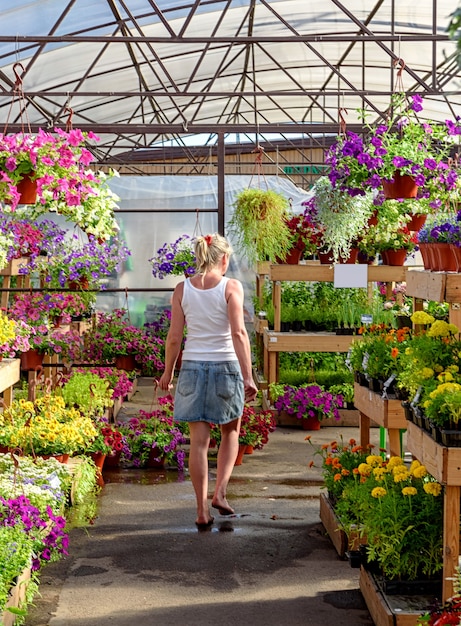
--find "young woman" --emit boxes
[158,233,258,528]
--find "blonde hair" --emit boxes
[194,233,233,274]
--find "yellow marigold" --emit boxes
[387,456,404,470]
[412,465,427,479]
[434,364,443,373]
[371,487,387,498]
[366,455,383,467]
[411,311,435,325]
[358,463,372,476]
[438,371,454,382]
[373,467,387,481]
[430,382,461,399]
[402,486,418,496]
[448,323,459,335]
[428,320,452,337]
[394,470,410,482]
[423,482,442,496]
[420,367,434,379]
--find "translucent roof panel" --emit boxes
[0,0,459,162]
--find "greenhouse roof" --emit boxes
[0,0,460,165]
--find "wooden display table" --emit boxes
[0,257,32,309]
[354,383,408,457]
[406,421,461,601]
[0,358,20,407]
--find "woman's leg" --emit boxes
[212,417,241,515]
[188,421,213,525]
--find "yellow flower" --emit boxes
[411,311,435,325]
[373,467,387,481]
[412,465,427,479]
[423,482,442,496]
[371,487,387,498]
[402,486,417,496]
[428,320,452,337]
[387,456,404,470]
[366,455,383,467]
[420,367,434,379]
[394,470,410,482]
[358,463,372,476]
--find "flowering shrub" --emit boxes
[326,93,461,207]
[273,383,344,421]
[149,234,197,278]
[119,395,187,469]
[349,323,411,381]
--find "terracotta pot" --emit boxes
[68,277,89,291]
[115,354,137,371]
[380,248,407,266]
[367,211,378,227]
[104,450,121,468]
[301,415,322,430]
[147,446,166,468]
[20,349,44,371]
[90,451,106,486]
[338,248,359,264]
[418,243,432,270]
[234,444,247,466]
[406,213,427,231]
[449,244,461,272]
[382,171,418,199]
[7,173,38,205]
[432,242,457,272]
[317,250,333,264]
[245,445,255,455]
[276,245,303,264]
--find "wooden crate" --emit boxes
[2,566,31,626]
[353,384,407,430]
[360,567,428,626]
[319,492,366,557]
[406,421,461,485]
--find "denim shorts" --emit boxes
[174,360,244,425]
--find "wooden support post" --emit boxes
[443,485,460,602]
[359,411,370,451]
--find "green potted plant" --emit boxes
[58,371,114,417]
[307,176,375,264]
[227,187,292,265]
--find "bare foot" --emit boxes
[211,499,235,516]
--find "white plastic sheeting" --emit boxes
[101,174,311,325]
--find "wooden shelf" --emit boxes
[263,328,359,352]
[269,263,408,283]
[0,358,20,407]
[354,383,407,458]
[406,268,461,303]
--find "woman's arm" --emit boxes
[226,278,258,403]
[158,282,185,391]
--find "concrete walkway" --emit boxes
[25,378,376,626]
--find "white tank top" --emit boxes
[181,276,237,361]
